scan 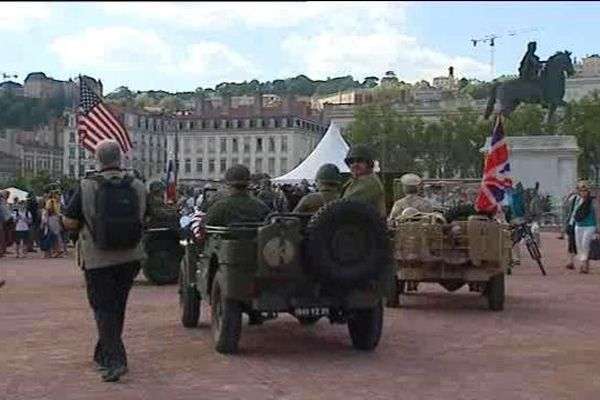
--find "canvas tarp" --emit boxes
[272,122,350,184]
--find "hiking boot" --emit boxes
[102,365,127,382]
[565,263,575,270]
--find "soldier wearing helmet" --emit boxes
[388,173,432,228]
[293,163,342,213]
[340,144,386,216]
[204,164,270,226]
[147,180,166,210]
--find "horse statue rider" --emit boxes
[484,41,575,122]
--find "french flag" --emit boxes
[165,159,176,204]
[475,114,513,213]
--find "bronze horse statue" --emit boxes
[484,51,575,121]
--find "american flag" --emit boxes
[78,79,133,154]
[475,114,513,213]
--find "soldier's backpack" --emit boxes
[90,174,142,250]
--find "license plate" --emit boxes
[294,307,329,317]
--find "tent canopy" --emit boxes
[273,122,350,184]
[5,187,29,204]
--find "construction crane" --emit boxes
[471,28,540,77]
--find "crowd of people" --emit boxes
[0,188,71,260]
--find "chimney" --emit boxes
[282,95,293,114]
[448,66,454,79]
[253,93,263,115]
[221,95,232,115]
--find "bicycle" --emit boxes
[509,219,546,276]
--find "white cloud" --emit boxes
[51,27,257,86]
[0,2,52,31]
[170,42,259,82]
[280,3,489,82]
[99,1,410,30]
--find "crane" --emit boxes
[471,27,540,77]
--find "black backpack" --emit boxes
[89,174,142,250]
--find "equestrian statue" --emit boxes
[484,42,575,121]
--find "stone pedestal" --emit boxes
[482,135,579,211]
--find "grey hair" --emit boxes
[96,140,122,169]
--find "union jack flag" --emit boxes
[475,115,512,213]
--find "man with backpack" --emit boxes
[62,139,149,382]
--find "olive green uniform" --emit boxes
[293,186,340,213]
[388,194,433,225]
[204,189,270,226]
[341,173,386,216]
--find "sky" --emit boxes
[1,1,599,94]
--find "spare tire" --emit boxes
[306,199,390,286]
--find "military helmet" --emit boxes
[344,144,375,166]
[400,173,422,187]
[225,164,251,186]
[316,163,342,184]
[148,180,164,192]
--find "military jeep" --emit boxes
[390,211,511,311]
[141,205,183,285]
[178,199,393,354]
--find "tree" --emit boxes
[380,71,399,86]
[361,76,379,88]
[134,93,153,108]
[562,92,600,184]
[503,104,546,135]
[158,95,179,112]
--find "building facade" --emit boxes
[15,121,64,178]
[0,129,22,182]
[167,95,325,184]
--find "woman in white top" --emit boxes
[12,200,31,258]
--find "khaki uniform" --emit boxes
[205,190,270,226]
[388,194,433,226]
[68,170,148,270]
[293,186,340,213]
[341,173,386,216]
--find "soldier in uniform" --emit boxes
[340,144,386,216]
[147,181,165,210]
[388,173,432,228]
[204,164,270,227]
[293,164,342,213]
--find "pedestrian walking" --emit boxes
[62,139,149,382]
[0,190,9,257]
[12,200,32,258]
[568,181,600,274]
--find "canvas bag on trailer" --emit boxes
[89,174,142,250]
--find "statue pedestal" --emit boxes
[481,135,579,212]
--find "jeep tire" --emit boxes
[211,270,243,354]
[179,249,200,328]
[487,273,505,311]
[297,316,320,325]
[306,199,390,286]
[347,301,383,351]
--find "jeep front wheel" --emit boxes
[347,301,383,351]
[179,252,200,328]
[211,270,243,354]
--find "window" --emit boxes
[232,138,238,153]
[236,120,243,128]
[225,120,230,128]
[69,131,75,143]
[196,138,203,154]
[69,146,76,159]
[232,157,238,165]
[256,137,263,152]
[183,138,191,154]
[201,120,207,129]
[268,137,275,152]
[196,159,203,173]
[208,159,215,173]
[220,138,227,153]
[243,137,251,153]
[249,119,255,128]
[243,157,250,167]
[220,159,227,172]
[189,121,194,130]
[178,122,183,130]
[280,158,288,173]
[208,137,216,153]
[268,158,275,175]
[281,136,288,152]
[255,158,263,173]
[69,164,75,177]
[274,118,279,128]
[282,118,288,128]
[213,120,219,129]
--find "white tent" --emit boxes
[272,122,350,184]
[5,187,29,204]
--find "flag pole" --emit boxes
[77,74,84,177]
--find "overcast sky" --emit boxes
[1,1,598,93]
